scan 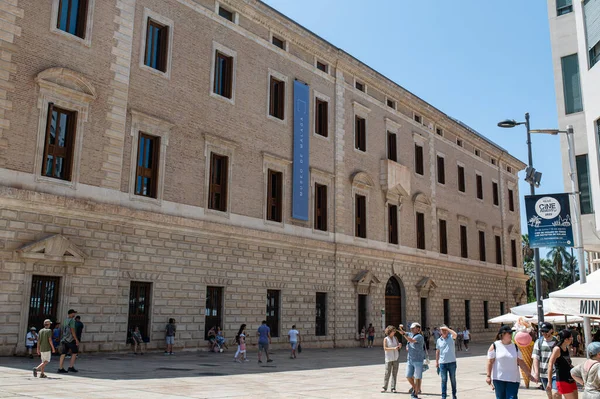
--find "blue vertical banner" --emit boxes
[292,80,310,220]
[525,193,574,248]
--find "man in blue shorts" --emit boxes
[257,320,272,363]
[400,322,426,398]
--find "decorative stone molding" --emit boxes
[351,171,375,190]
[36,68,97,101]
[17,235,85,264]
[412,192,431,211]
[203,277,232,286]
[413,132,426,145]
[415,277,438,298]
[476,220,487,230]
[513,286,526,304]
[457,214,469,224]
[264,281,287,289]
[313,284,334,292]
[120,271,161,281]
[385,117,402,134]
[493,226,502,235]
[437,208,449,218]
[352,270,380,295]
[380,160,411,203]
[352,101,371,117]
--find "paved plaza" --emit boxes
[0,343,580,399]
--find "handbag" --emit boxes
[297,344,302,353]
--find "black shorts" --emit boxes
[62,341,78,354]
[463,339,470,344]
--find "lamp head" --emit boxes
[497,119,519,128]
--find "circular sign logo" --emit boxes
[535,197,561,219]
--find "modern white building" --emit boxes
[547,0,600,272]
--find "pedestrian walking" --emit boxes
[381,325,402,393]
[257,320,272,363]
[26,327,38,358]
[455,329,463,352]
[570,342,600,398]
[288,325,300,359]
[436,325,458,399]
[33,319,55,378]
[74,316,84,355]
[547,329,578,399]
[57,309,79,373]
[433,327,441,342]
[400,322,426,399]
[234,324,248,363]
[131,326,144,355]
[570,326,580,358]
[165,318,176,355]
[532,322,560,399]
[463,327,471,352]
[423,327,431,351]
[368,323,376,348]
[486,325,535,399]
[52,322,61,354]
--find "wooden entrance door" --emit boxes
[205,286,223,339]
[127,281,152,341]
[358,294,367,333]
[28,275,60,331]
[385,277,402,327]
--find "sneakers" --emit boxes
[32,367,37,377]
[235,359,242,363]
[244,359,249,362]
[169,352,174,355]
[267,359,273,363]
[68,367,78,373]
[258,360,262,363]
[164,351,169,355]
[57,368,68,374]
[40,373,47,378]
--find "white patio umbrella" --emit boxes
[549,269,600,319]
[510,298,561,317]
[488,313,528,324]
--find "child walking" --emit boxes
[33,319,55,378]
[234,324,248,363]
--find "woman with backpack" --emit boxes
[571,342,600,398]
[486,325,535,399]
[547,329,578,398]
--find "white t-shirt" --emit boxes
[487,341,523,383]
[288,329,299,342]
[384,336,400,363]
[463,330,470,340]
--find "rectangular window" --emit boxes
[456,138,463,147]
[561,54,583,114]
[315,98,328,137]
[508,189,515,212]
[272,35,285,49]
[355,194,367,238]
[475,149,481,157]
[557,0,573,15]
[437,156,445,184]
[57,0,88,38]
[421,297,428,329]
[414,114,422,124]
[269,76,285,120]
[41,104,76,181]
[476,174,483,199]
[492,182,499,206]
[355,116,366,151]
[388,205,398,244]
[358,294,367,333]
[218,6,234,21]
[355,81,364,92]
[416,212,426,250]
[495,235,502,265]
[415,144,424,175]
[588,0,600,68]
[266,290,280,338]
[443,299,450,326]
[315,292,327,336]
[458,165,466,192]
[590,41,600,69]
[208,153,228,212]
[500,302,505,315]
[316,61,328,73]
[134,133,160,198]
[576,154,593,214]
[387,99,396,109]
[205,286,223,339]
[439,219,448,254]
[213,51,233,99]
[314,183,328,231]
[484,301,489,329]
[127,281,152,341]
[507,166,512,173]
[144,19,169,72]
[266,169,283,222]
[465,300,471,330]
[436,127,443,136]
[511,239,517,267]
[460,225,468,258]
[387,132,397,162]
[491,158,497,166]
[479,231,486,262]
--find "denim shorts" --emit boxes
[540,377,557,391]
[165,336,174,345]
[290,342,297,350]
[406,361,424,379]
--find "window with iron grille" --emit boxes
[266,290,280,337]
[205,286,223,340]
[355,194,367,238]
[28,275,61,332]
[269,77,285,120]
[439,219,448,254]
[315,99,328,137]
[387,132,397,162]
[127,281,152,341]
[208,153,228,212]
[57,0,88,38]
[388,205,398,244]
[314,183,327,231]
[144,19,169,72]
[416,212,425,250]
[415,144,424,175]
[460,225,468,258]
[134,133,160,198]
[42,104,77,181]
[355,116,366,151]
[213,51,233,99]
[266,169,283,222]
[315,292,327,336]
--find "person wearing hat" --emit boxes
[486,325,535,399]
[436,325,458,399]
[532,322,560,399]
[399,322,426,399]
[58,309,80,373]
[571,342,600,398]
[26,326,38,359]
[33,319,55,378]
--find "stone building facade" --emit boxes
[0,0,527,355]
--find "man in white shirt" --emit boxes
[463,328,471,352]
[288,325,300,359]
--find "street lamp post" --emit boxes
[498,113,545,329]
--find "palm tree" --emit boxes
[547,246,570,273]
[522,234,534,263]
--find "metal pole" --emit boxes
[565,125,592,351]
[525,113,546,328]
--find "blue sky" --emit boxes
[263,0,565,244]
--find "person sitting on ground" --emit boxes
[26,327,38,359]
[216,326,228,351]
[571,342,600,399]
[131,326,144,355]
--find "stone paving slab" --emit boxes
[0,344,583,398]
